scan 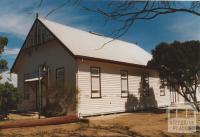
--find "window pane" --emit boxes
[121,70,128,97]
[56,68,64,89]
[160,85,165,96]
[142,73,149,96]
[57,69,64,80]
[121,71,127,78]
[121,92,128,97]
[91,91,100,98]
[91,67,101,98]
[92,77,100,90]
[91,68,99,76]
[122,79,128,91]
[160,89,165,96]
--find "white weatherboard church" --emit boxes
[11,17,198,117]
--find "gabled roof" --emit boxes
[11,18,152,72]
[38,18,151,66]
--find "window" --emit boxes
[56,68,65,90]
[91,67,101,98]
[121,70,128,98]
[141,73,149,96]
[160,79,165,96]
[24,74,29,99]
[160,86,165,96]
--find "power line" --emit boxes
[44,0,82,19]
[37,0,43,12]
[45,0,69,19]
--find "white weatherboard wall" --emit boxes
[77,59,171,116]
[149,77,171,106]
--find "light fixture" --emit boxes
[42,65,47,72]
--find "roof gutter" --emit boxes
[76,55,156,71]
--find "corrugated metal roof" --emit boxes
[39,18,152,66]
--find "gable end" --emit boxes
[11,18,76,73]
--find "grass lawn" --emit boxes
[0,112,199,137]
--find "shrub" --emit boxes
[0,82,20,120]
[43,85,78,117]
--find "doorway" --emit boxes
[36,78,47,111]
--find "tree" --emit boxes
[148,40,200,111]
[0,36,9,120]
[0,82,19,120]
[0,59,8,70]
[0,36,8,54]
[0,37,8,70]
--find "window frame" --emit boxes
[160,79,165,96]
[56,67,65,90]
[142,73,150,96]
[90,67,101,98]
[160,86,165,96]
[120,70,129,98]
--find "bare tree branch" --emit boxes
[84,1,200,40]
[45,0,82,19]
[41,1,200,48]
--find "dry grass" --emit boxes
[0,111,199,137]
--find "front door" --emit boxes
[36,79,47,111]
[41,80,47,108]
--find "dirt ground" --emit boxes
[0,111,199,137]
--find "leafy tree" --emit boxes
[0,82,19,120]
[148,40,200,111]
[0,36,9,120]
[0,37,8,70]
[0,59,8,70]
[0,36,7,54]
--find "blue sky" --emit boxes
[0,0,200,68]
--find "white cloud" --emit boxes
[0,0,90,39]
[0,0,37,38]
[3,47,20,56]
[169,16,200,40]
[0,14,34,38]
[39,4,91,31]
